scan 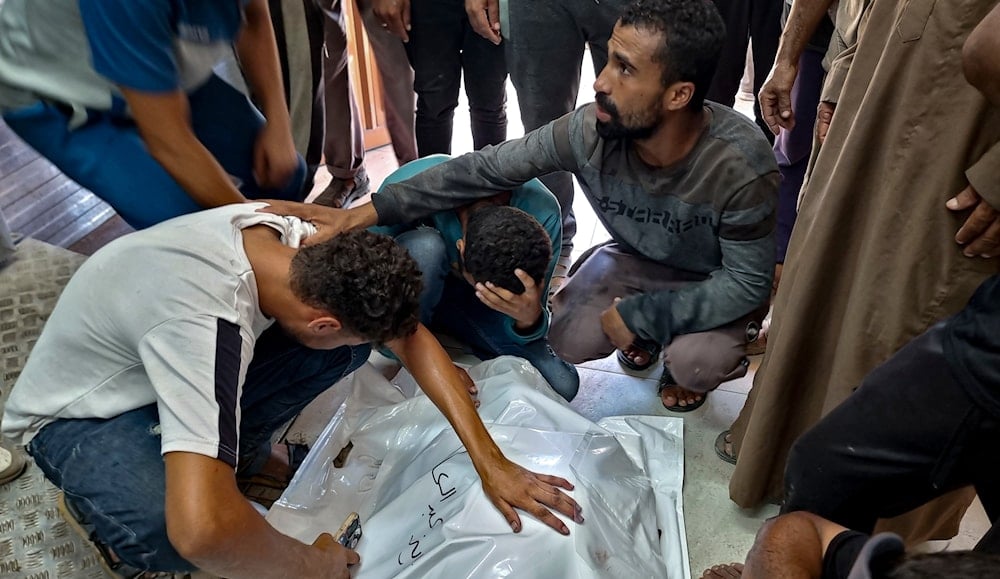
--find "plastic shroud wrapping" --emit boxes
[266,356,689,578]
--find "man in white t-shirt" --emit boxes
[2,204,582,578]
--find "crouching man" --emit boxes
[373,155,580,401]
[1,203,581,578]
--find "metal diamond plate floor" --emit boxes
[0,239,111,578]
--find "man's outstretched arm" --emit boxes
[387,324,584,535]
[164,452,358,578]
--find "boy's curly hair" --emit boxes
[462,205,552,294]
[289,230,422,343]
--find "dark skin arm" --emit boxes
[121,87,247,209]
[235,0,299,189]
[120,0,296,209]
[963,3,1000,107]
[758,0,837,134]
[163,452,359,578]
[946,4,1000,259]
[387,324,583,535]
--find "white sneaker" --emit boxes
[0,441,27,485]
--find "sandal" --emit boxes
[548,253,573,299]
[714,430,737,465]
[237,442,309,508]
[658,368,707,412]
[617,336,662,371]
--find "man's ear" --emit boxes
[307,315,343,334]
[456,238,465,258]
[663,81,695,111]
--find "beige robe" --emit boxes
[729,0,1000,543]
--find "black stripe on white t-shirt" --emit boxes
[214,318,242,467]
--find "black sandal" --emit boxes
[658,368,707,412]
[617,336,662,371]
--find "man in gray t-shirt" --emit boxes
[266,0,779,412]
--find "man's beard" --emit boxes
[595,92,659,140]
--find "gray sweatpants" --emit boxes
[550,244,765,393]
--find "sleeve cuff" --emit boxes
[965,142,1000,209]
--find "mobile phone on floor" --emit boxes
[336,512,363,549]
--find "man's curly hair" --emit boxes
[289,230,422,343]
[620,0,726,109]
[462,205,552,294]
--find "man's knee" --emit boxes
[664,332,747,393]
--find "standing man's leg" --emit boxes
[782,322,1000,540]
[460,19,508,149]
[706,0,750,107]
[315,0,369,208]
[406,0,465,155]
[503,1,585,261]
[747,0,783,142]
[357,0,418,165]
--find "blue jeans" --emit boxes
[3,75,307,230]
[27,326,369,573]
[398,228,579,401]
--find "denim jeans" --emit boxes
[397,228,579,401]
[2,75,307,230]
[501,0,628,252]
[27,325,370,573]
[405,0,508,155]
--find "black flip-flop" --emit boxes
[658,369,707,412]
[714,430,737,465]
[617,336,662,371]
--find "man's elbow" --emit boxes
[165,502,234,566]
[962,24,1000,104]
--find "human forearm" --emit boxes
[617,236,772,349]
[774,0,838,68]
[122,88,245,208]
[236,0,292,128]
[374,114,579,225]
[388,325,582,535]
[963,3,1000,108]
[164,453,354,578]
[389,325,505,468]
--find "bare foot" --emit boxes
[660,384,703,408]
[621,345,651,367]
[700,563,744,578]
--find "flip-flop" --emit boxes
[658,370,707,412]
[617,336,662,371]
[237,442,310,508]
[714,430,737,465]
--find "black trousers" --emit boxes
[782,321,1000,552]
[405,0,507,155]
[707,0,783,143]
